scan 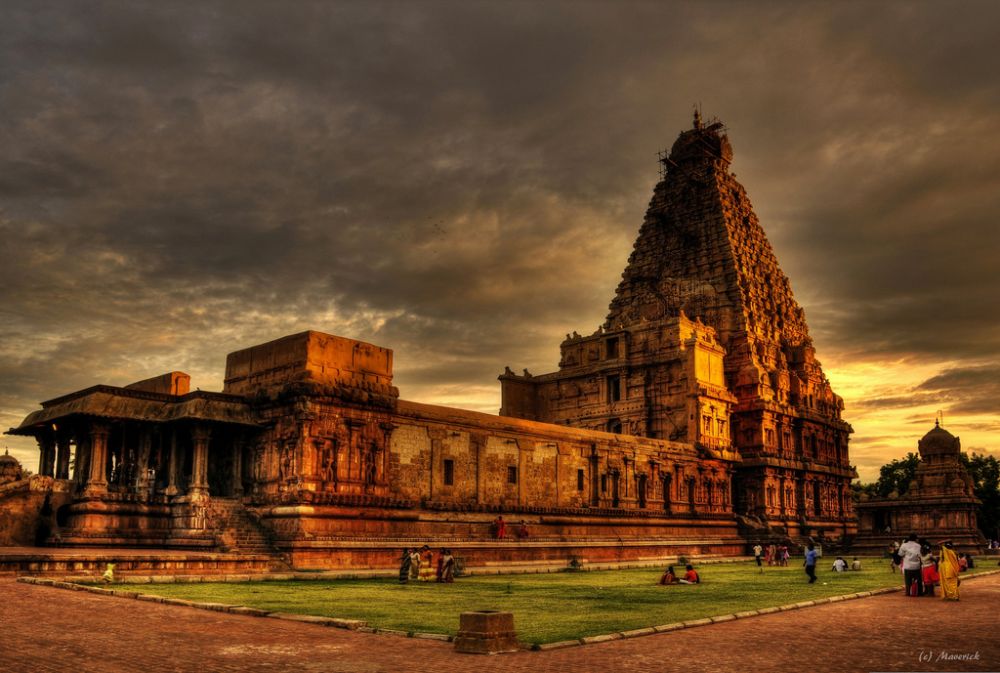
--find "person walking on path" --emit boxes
[939,541,961,600]
[804,543,819,584]
[898,533,924,597]
[921,547,939,597]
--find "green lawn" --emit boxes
[133,560,994,645]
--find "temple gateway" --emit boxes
[5,115,857,570]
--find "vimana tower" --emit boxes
[501,112,856,540]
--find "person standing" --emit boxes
[939,541,961,600]
[921,547,939,597]
[440,549,455,583]
[409,548,421,581]
[804,543,818,583]
[398,548,412,584]
[753,544,763,573]
[419,545,435,582]
[898,533,924,597]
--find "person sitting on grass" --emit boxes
[832,556,847,572]
[851,557,862,571]
[678,564,700,584]
[659,565,678,585]
[101,562,116,584]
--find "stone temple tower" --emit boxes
[501,113,856,539]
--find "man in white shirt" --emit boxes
[898,533,924,596]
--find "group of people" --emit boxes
[398,546,456,584]
[490,515,530,540]
[658,563,701,585]
[752,542,790,571]
[893,533,964,600]
[830,556,863,572]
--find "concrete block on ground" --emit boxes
[580,633,622,644]
[454,611,520,654]
[620,627,656,638]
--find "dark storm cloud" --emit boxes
[2,0,1000,468]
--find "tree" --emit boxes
[871,453,920,498]
[960,452,1000,540]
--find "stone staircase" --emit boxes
[206,498,280,557]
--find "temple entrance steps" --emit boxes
[205,498,281,560]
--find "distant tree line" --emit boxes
[853,452,1000,540]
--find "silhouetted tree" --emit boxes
[872,453,920,497]
[960,452,1000,539]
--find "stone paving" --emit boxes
[1,573,998,673]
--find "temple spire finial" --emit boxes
[693,106,703,130]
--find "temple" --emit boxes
[4,115,858,571]
[854,423,987,553]
[501,112,855,541]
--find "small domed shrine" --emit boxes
[0,449,25,485]
[854,422,987,553]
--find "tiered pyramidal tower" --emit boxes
[501,113,856,539]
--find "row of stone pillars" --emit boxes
[35,420,219,500]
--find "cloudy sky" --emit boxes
[2,0,998,481]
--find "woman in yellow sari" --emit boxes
[938,541,961,601]
[418,545,435,582]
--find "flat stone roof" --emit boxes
[9,385,257,435]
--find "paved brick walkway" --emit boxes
[1,574,998,673]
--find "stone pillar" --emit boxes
[56,432,72,480]
[83,423,110,496]
[232,438,244,497]
[188,426,210,497]
[74,433,90,486]
[38,434,56,478]
[165,429,179,496]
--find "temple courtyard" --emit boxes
[2,566,998,672]
[89,559,984,645]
